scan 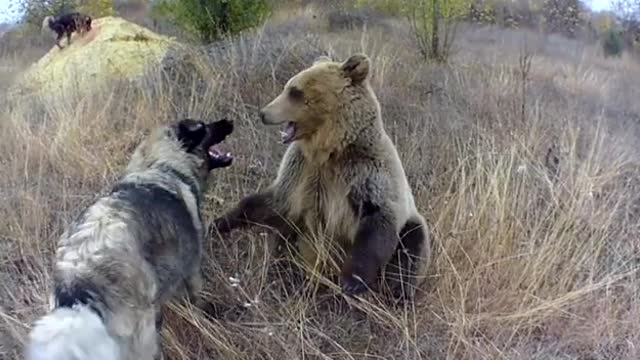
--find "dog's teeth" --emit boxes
[280,131,287,137]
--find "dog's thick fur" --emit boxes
[214,54,430,301]
[42,12,92,49]
[26,119,234,360]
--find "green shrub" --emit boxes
[354,0,405,16]
[408,0,470,62]
[77,0,116,18]
[602,29,624,58]
[152,0,270,43]
[354,0,470,62]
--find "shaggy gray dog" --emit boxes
[26,119,234,360]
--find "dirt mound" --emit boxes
[10,16,181,98]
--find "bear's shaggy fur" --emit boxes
[215,54,430,300]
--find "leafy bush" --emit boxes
[542,0,583,37]
[409,0,470,61]
[327,10,367,30]
[602,29,624,58]
[354,0,404,16]
[152,0,270,43]
[77,0,116,18]
[354,0,469,61]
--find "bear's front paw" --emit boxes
[211,217,232,234]
[342,274,369,296]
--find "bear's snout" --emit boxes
[259,108,283,125]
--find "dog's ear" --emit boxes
[177,119,207,152]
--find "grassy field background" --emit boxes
[1,4,639,359]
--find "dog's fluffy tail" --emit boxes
[26,305,120,360]
[41,16,54,33]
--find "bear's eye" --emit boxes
[288,87,305,102]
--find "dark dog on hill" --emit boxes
[42,12,92,49]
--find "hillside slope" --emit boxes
[1,9,639,360]
[10,16,179,99]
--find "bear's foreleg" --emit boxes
[213,191,289,234]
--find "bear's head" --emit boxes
[259,54,379,155]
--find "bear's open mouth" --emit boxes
[280,122,297,144]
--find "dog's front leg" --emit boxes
[55,33,63,49]
[184,269,204,306]
[154,343,164,360]
[154,307,165,360]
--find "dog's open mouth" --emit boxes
[206,119,234,169]
[208,144,233,168]
[280,122,297,144]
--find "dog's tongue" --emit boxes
[280,122,296,144]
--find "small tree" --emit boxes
[541,0,585,37]
[77,0,115,17]
[612,0,640,49]
[356,0,469,61]
[407,0,469,61]
[21,0,72,26]
[602,28,624,57]
[152,0,270,43]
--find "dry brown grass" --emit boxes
[1,11,640,360]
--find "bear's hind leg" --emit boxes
[384,218,429,302]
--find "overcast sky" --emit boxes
[591,0,613,11]
[0,0,616,24]
[0,0,17,24]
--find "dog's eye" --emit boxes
[289,87,304,102]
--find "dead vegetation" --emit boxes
[1,8,640,360]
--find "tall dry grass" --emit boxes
[1,11,639,360]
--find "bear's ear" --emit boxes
[341,54,370,84]
[313,55,332,65]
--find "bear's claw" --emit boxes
[342,275,369,296]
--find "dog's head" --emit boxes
[173,118,234,172]
[81,15,92,32]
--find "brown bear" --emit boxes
[214,53,430,300]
